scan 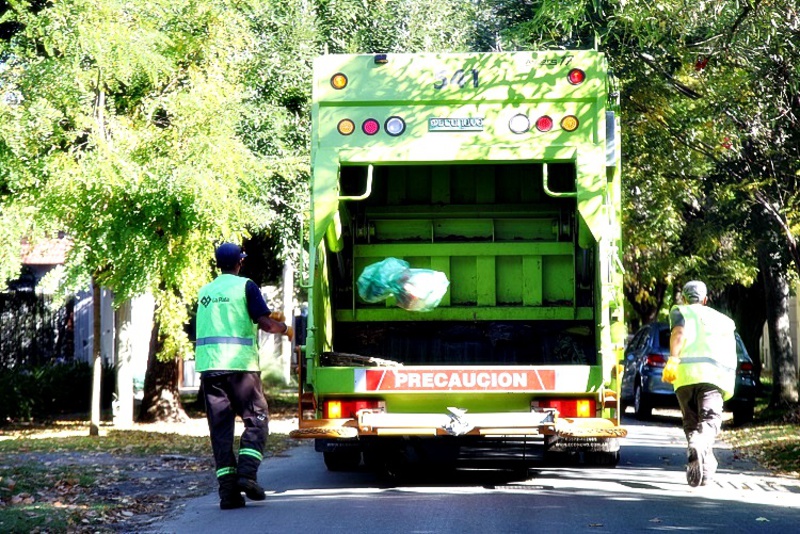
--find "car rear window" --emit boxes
[657,328,671,350]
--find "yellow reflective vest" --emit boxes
[196,274,259,372]
[669,304,737,400]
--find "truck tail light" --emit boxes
[323,399,383,419]
[534,399,596,418]
[560,115,579,131]
[647,354,667,367]
[331,73,348,89]
[535,115,553,132]
[337,119,355,135]
[384,116,406,136]
[362,118,380,135]
[509,113,530,134]
[567,69,585,85]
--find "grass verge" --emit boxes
[0,390,298,533]
[722,381,800,478]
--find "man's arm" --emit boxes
[255,314,291,337]
[670,325,685,359]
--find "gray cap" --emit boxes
[682,280,707,303]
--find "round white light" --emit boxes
[385,116,406,136]
[509,114,530,134]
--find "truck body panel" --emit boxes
[291,51,626,470]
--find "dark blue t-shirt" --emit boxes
[244,279,270,322]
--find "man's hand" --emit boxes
[269,311,285,322]
[283,325,294,341]
[663,356,680,384]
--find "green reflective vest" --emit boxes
[195,274,259,372]
[669,304,737,400]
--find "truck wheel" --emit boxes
[584,450,620,467]
[323,450,362,471]
[634,381,652,420]
[732,404,754,427]
[543,435,579,466]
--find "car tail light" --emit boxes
[323,399,383,419]
[647,354,667,368]
[738,361,754,375]
[534,399,596,418]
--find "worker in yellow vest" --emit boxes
[196,243,293,509]
[665,280,737,487]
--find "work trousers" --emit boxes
[675,383,723,475]
[202,371,269,480]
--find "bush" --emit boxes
[0,362,115,424]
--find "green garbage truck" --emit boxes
[289,51,627,472]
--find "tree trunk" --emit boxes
[114,299,135,428]
[720,280,767,382]
[760,250,799,407]
[137,320,186,423]
[90,277,102,436]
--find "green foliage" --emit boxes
[0,362,115,423]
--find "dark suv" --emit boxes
[620,322,757,426]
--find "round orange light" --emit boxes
[331,73,348,90]
[337,119,355,135]
[560,115,579,131]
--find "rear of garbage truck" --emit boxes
[289,51,627,472]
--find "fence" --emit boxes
[0,292,73,369]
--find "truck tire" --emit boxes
[543,435,579,466]
[323,450,362,471]
[634,381,653,420]
[584,450,620,467]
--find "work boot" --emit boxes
[238,476,266,501]
[686,446,704,487]
[701,447,718,485]
[218,474,245,510]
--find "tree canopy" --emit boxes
[2,0,798,406]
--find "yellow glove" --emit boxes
[269,311,285,322]
[663,356,680,384]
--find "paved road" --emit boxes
[156,411,800,534]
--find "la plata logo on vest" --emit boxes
[200,295,230,307]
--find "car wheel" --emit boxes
[634,381,653,420]
[732,403,755,427]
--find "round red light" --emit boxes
[362,119,380,135]
[535,116,554,132]
[567,69,585,85]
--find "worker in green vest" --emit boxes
[665,280,737,487]
[196,243,293,510]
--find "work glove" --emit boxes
[269,311,285,322]
[663,356,680,384]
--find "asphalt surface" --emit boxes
[155,411,800,534]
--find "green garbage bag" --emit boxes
[357,258,449,312]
